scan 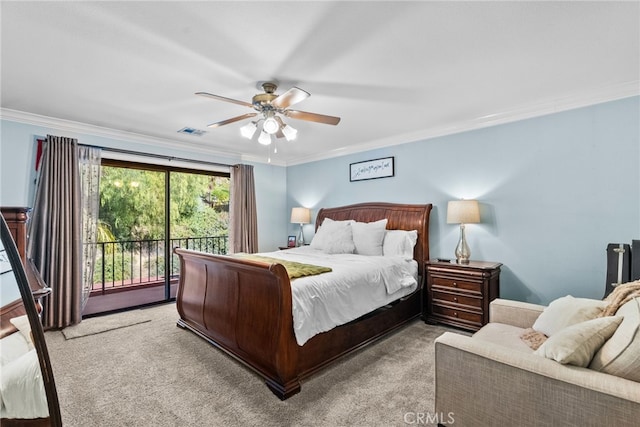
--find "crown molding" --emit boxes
[2,80,637,168]
[0,108,289,167]
[285,81,640,166]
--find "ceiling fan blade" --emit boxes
[272,87,310,109]
[285,110,341,125]
[207,113,257,128]
[196,92,254,108]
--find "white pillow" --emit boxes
[10,314,34,349]
[0,349,49,418]
[383,230,418,258]
[310,218,355,254]
[0,330,32,366]
[535,316,622,367]
[309,218,340,248]
[589,297,640,382]
[532,295,608,337]
[352,219,388,256]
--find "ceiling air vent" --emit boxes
[177,127,207,136]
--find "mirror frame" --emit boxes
[0,215,62,426]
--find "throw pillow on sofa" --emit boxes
[535,315,622,367]
[532,295,608,336]
[589,297,640,382]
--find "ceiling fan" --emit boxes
[196,82,341,145]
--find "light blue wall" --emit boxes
[0,119,288,252]
[287,97,640,305]
[3,97,639,303]
[252,162,287,251]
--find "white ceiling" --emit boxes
[1,1,638,166]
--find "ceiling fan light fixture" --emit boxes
[282,123,298,141]
[240,121,258,139]
[263,116,280,134]
[196,82,340,156]
[258,130,272,145]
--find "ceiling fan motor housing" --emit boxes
[252,93,278,109]
[252,82,279,109]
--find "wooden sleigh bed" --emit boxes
[174,202,432,399]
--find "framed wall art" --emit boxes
[350,157,394,182]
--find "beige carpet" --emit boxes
[45,303,456,427]
[61,310,151,339]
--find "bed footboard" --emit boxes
[174,248,301,399]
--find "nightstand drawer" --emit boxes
[431,304,483,325]
[432,290,482,308]
[425,260,501,332]
[432,276,481,293]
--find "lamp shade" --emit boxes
[290,207,311,224]
[240,121,257,139]
[263,116,280,134]
[258,130,272,145]
[281,124,298,141]
[446,200,480,224]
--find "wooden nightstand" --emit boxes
[425,260,502,332]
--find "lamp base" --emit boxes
[296,224,305,247]
[455,224,471,264]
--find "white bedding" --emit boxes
[262,246,418,345]
[0,330,49,419]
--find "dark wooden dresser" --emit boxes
[1,206,50,316]
[0,207,31,264]
[425,260,501,332]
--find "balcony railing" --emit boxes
[91,235,228,294]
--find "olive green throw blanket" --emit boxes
[234,254,332,279]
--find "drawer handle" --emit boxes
[453,312,458,317]
[453,282,458,287]
[453,297,458,302]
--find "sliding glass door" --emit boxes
[168,171,230,296]
[84,160,229,315]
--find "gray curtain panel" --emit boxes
[28,135,83,329]
[229,164,258,253]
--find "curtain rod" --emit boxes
[79,144,234,168]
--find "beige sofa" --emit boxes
[434,297,640,426]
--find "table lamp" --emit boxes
[446,200,480,264]
[290,207,311,246]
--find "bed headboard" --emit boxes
[315,202,432,277]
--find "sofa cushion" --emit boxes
[472,323,534,354]
[534,316,622,367]
[532,295,607,336]
[589,297,640,382]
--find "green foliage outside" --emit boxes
[94,166,230,285]
[169,172,229,241]
[98,167,229,242]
